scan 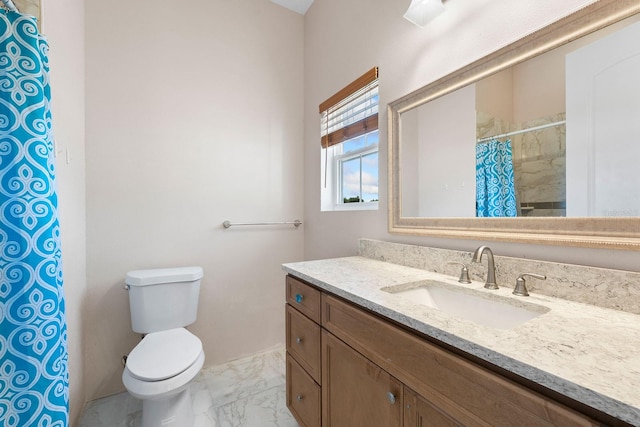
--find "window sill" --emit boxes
[323,202,379,212]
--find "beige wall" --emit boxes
[42,0,87,424]
[302,0,640,270]
[84,0,304,400]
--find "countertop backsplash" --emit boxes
[358,239,640,315]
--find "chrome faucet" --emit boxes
[471,246,498,290]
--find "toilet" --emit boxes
[122,266,205,427]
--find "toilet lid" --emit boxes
[126,328,202,381]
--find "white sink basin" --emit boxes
[382,280,549,329]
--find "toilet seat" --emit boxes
[126,328,202,381]
[123,350,205,401]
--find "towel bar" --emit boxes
[223,220,302,228]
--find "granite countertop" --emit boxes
[282,256,640,426]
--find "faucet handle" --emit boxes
[448,262,471,284]
[514,273,546,296]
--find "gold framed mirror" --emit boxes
[388,0,640,250]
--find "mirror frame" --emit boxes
[388,0,640,251]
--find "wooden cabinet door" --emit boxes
[287,354,321,427]
[286,275,321,323]
[286,305,321,383]
[404,386,463,427]
[321,330,402,427]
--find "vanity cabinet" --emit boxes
[285,275,600,427]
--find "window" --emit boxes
[320,67,379,211]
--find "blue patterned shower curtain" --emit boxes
[0,10,69,427]
[476,140,517,217]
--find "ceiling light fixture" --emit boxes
[403,0,446,27]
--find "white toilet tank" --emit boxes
[125,266,203,333]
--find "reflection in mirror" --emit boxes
[401,85,476,217]
[399,13,640,219]
[389,1,640,250]
[11,0,41,24]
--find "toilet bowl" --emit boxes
[122,267,205,427]
[123,328,205,427]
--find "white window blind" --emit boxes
[319,67,379,148]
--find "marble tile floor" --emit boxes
[79,347,299,427]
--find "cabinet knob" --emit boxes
[387,392,396,404]
[295,337,303,344]
[295,293,304,303]
[296,394,304,401]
